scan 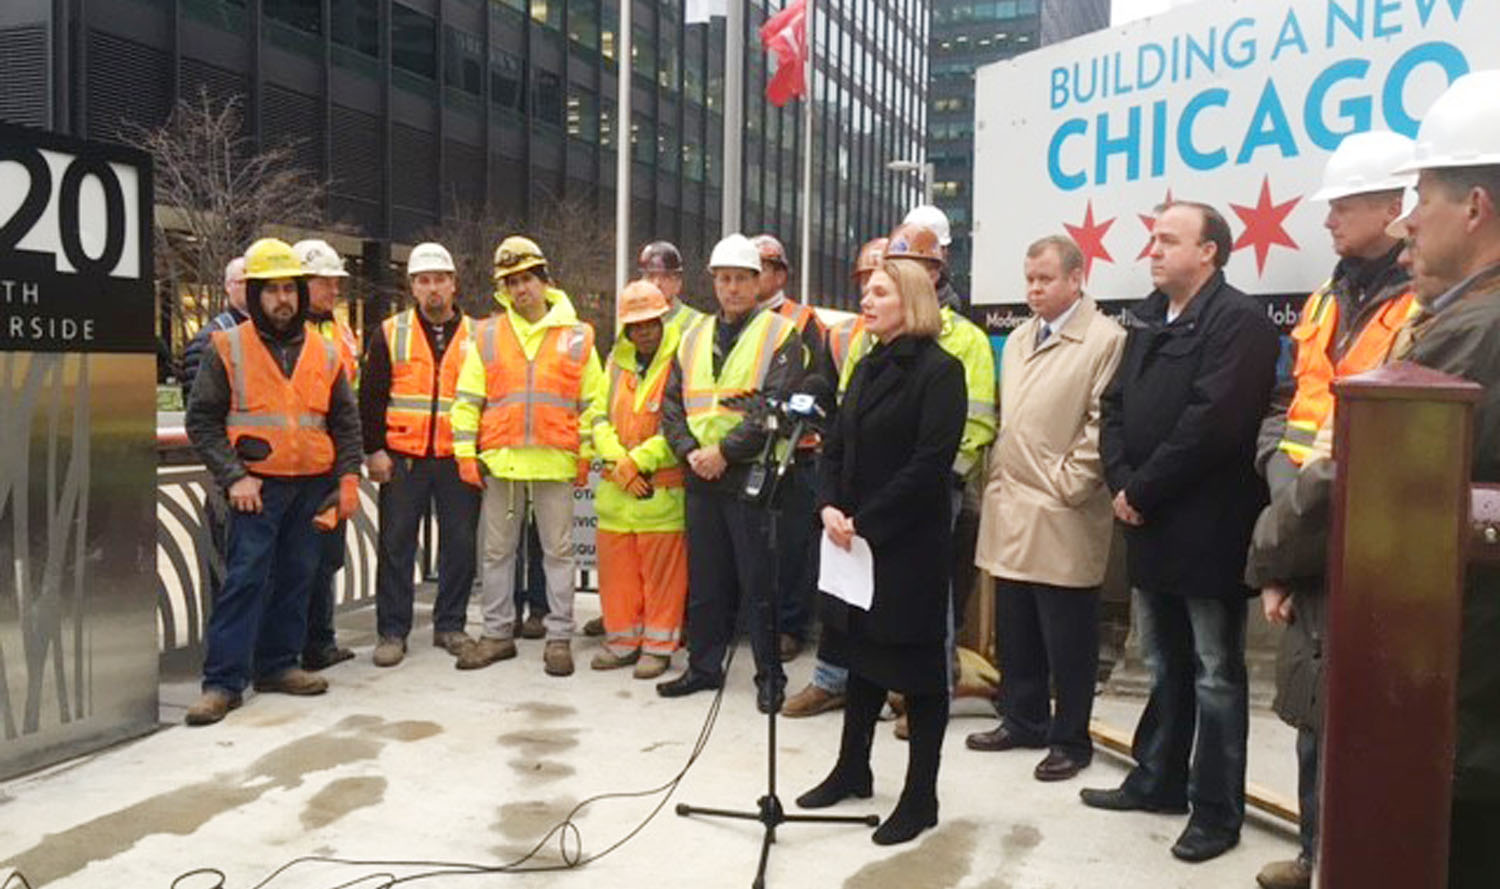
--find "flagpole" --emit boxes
[722,0,744,236]
[615,0,633,295]
[799,0,814,304]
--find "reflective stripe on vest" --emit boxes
[1279,282,1421,464]
[212,321,339,477]
[475,315,593,451]
[678,311,795,447]
[383,310,473,457]
[776,299,818,334]
[314,318,359,384]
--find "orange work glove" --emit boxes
[574,457,593,488]
[610,456,641,489]
[337,473,360,520]
[459,457,484,489]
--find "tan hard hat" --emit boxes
[883,223,945,265]
[617,279,670,325]
[852,237,889,280]
[493,235,547,280]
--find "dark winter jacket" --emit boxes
[180,307,249,405]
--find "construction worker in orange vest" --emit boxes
[183,237,362,726]
[293,238,360,671]
[358,242,482,668]
[450,235,606,677]
[750,233,827,663]
[589,280,689,680]
[1251,131,1420,889]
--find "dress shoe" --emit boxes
[519,613,547,639]
[633,653,670,680]
[301,645,354,671]
[872,794,938,846]
[1257,857,1312,889]
[1033,751,1090,781]
[184,689,242,726]
[656,670,723,698]
[965,724,1045,752]
[590,648,639,670]
[582,616,606,637]
[1171,824,1240,862]
[456,636,516,670]
[372,636,407,667]
[432,630,475,656]
[1078,786,1189,814]
[757,677,787,714]
[782,684,846,718]
[777,633,803,662]
[253,668,328,695]
[543,640,574,676]
[796,766,874,809]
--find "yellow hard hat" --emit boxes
[243,238,306,280]
[617,279,670,325]
[493,235,547,281]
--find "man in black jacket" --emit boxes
[180,256,249,405]
[1083,202,1280,863]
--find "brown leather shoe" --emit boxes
[633,653,671,680]
[432,630,475,656]
[373,636,407,667]
[777,633,803,662]
[253,668,328,695]
[185,689,243,726]
[1033,751,1090,782]
[519,613,547,639]
[782,683,845,718]
[582,616,606,637]
[590,648,639,670]
[1256,858,1312,889]
[544,640,574,676]
[456,636,516,670]
[965,724,1046,752]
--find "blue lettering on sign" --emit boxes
[1097,106,1142,185]
[1272,9,1309,60]
[1327,0,1365,48]
[1178,88,1230,171]
[1238,79,1300,163]
[1415,0,1467,28]
[1048,118,1089,191]
[1382,41,1468,135]
[1305,58,1372,150]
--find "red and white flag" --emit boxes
[760,0,807,107]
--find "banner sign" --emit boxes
[973,0,1494,327]
[0,122,153,352]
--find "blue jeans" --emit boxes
[202,476,333,694]
[1122,588,1248,835]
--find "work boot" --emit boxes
[544,640,575,677]
[590,648,639,670]
[372,636,407,667]
[782,683,846,718]
[302,645,355,671]
[184,689,242,726]
[456,636,516,670]
[582,616,606,637]
[519,613,547,639]
[253,668,328,695]
[1257,858,1313,889]
[432,630,475,657]
[778,633,803,662]
[633,653,671,680]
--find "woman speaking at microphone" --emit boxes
[797,257,966,845]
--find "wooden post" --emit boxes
[1321,363,1480,888]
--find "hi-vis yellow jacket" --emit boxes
[593,322,686,534]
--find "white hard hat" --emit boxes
[903,204,952,246]
[1386,186,1420,239]
[1398,70,1500,174]
[708,233,762,272]
[1312,131,1417,201]
[292,238,349,277]
[408,242,457,276]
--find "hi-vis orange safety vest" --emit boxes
[828,316,865,382]
[314,318,359,384]
[212,321,342,477]
[474,315,594,452]
[383,310,472,457]
[1279,282,1421,465]
[607,357,685,489]
[775,298,823,336]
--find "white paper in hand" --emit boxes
[818,530,875,611]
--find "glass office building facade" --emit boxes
[1,0,928,308]
[927,0,1109,301]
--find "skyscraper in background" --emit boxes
[927,0,1110,302]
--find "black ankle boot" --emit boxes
[795,765,874,809]
[872,793,938,845]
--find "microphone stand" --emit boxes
[675,410,878,889]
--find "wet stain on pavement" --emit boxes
[615,690,632,699]
[492,797,579,842]
[1002,823,1042,854]
[6,715,432,884]
[507,758,577,781]
[510,701,576,721]
[242,711,300,728]
[300,776,389,829]
[497,728,580,754]
[842,819,979,889]
[370,720,443,742]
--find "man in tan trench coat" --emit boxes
[966,235,1125,782]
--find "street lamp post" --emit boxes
[887,158,935,206]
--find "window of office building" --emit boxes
[444,27,483,95]
[392,3,437,79]
[568,90,598,142]
[658,117,678,171]
[632,25,654,81]
[331,0,379,57]
[490,48,525,113]
[531,0,562,31]
[601,98,616,147]
[633,114,654,164]
[659,32,679,92]
[266,0,321,33]
[601,4,618,60]
[569,0,598,49]
[535,69,564,126]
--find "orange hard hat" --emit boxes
[617,279,670,325]
[852,237,889,280]
[883,223,945,265]
[752,234,789,268]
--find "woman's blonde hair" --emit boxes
[880,258,943,338]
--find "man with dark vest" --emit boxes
[183,237,362,725]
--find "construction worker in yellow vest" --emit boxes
[450,235,606,677]
[589,280,689,680]
[657,233,803,713]
[293,237,360,671]
[359,242,482,669]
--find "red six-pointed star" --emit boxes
[1231,176,1301,275]
[1064,200,1115,280]
[1136,188,1175,260]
